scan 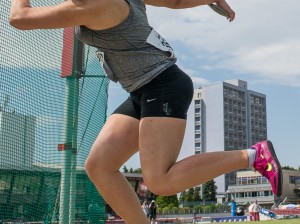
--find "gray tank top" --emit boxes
[75,0,176,92]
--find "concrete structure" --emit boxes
[0,111,36,167]
[193,80,267,193]
[227,170,300,207]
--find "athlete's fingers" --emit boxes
[216,0,235,22]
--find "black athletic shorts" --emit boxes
[113,64,194,120]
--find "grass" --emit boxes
[234,218,300,224]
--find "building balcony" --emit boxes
[227,183,271,191]
[232,196,275,205]
[227,184,274,205]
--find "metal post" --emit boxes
[59,31,84,224]
[69,36,84,224]
[59,77,76,223]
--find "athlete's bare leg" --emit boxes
[86,116,249,223]
[85,114,149,224]
[139,117,249,195]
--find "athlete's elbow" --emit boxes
[168,0,184,9]
[9,11,30,30]
[9,17,24,30]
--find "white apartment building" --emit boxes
[194,80,267,193]
[227,170,300,207]
[0,111,36,168]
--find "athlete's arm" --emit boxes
[9,0,100,30]
[144,0,213,8]
[144,0,235,21]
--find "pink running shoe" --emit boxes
[252,140,282,197]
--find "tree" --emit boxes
[180,187,201,203]
[122,165,128,173]
[185,188,194,202]
[156,195,179,209]
[282,166,296,171]
[203,180,217,202]
[179,191,186,203]
[123,166,143,173]
[133,168,142,174]
[194,187,202,202]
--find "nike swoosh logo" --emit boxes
[266,162,272,172]
[147,98,157,103]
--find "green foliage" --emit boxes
[156,195,179,209]
[122,166,142,174]
[162,207,169,214]
[171,207,179,213]
[132,168,142,174]
[180,187,202,203]
[122,166,129,173]
[178,207,192,214]
[282,166,296,170]
[185,188,195,202]
[203,180,217,202]
[194,187,201,201]
[194,205,202,210]
[179,191,186,202]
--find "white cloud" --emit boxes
[147,0,300,87]
[219,40,300,86]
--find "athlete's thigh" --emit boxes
[139,117,186,175]
[135,65,193,177]
[88,114,140,171]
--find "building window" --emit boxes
[289,176,300,184]
[258,191,264,197]
[251,192,257,197]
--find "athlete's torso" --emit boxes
[75,0,176,92]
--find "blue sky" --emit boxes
[107,0,300,170]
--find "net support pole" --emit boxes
[69,40,84,224]
[59,27,84,224]
[59,76,78,223]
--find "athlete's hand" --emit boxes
[215,0,235,22]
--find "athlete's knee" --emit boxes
[85,141,119,182]
[85,156,103,182]
[85,155,119,183]
[143,171,174,196]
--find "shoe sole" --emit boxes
[266,140,283,197]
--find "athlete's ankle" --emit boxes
[247,148,257,168]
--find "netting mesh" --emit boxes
[1,1,109,223]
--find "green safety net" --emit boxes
[0,1,109,223]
